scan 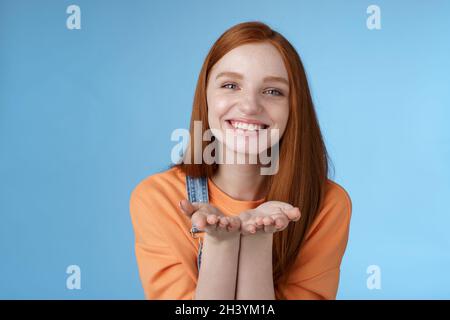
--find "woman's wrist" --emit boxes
[204,230,241,244]
[241,231,273,241]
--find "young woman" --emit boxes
[130,21,352,300]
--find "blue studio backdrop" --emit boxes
[1,0,449,299]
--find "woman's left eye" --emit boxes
[265,89,283,96]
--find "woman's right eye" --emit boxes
[222,83,237,90]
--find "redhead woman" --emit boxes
[130,21,352,300]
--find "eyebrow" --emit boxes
[215,71,289,86]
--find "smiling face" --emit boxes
[206,42,290,158]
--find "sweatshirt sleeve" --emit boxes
[129,187,196,300]
[277,182,352,300]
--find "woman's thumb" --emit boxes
[179,199,197,216]
[284,207,301,221]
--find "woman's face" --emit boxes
[206,42,290,157]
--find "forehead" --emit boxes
[210,42,288,79]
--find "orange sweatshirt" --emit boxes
[129,166,352,300]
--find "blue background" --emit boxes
[1,0,449,299]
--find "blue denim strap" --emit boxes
[186,176,209,203]
[185,175,209,271]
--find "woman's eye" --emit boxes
[222,83,238,90]
[265,89,283,96]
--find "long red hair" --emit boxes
[173,21,329,298]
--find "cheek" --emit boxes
[270,103,289,133]
[207,95,233,128]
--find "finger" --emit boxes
[191,213,207,230]
[219,216,229,225]
[244,221,257,234]
[218,216,229,230]
[284,207,301,221]
[255,216,265,226]
[179,199,198,216]
[274,215,288,229]
[206,214,219,225]
[179,199,205,216]
[263,216,274,226]
[252,217,265,231]
[227,217,241,232]
[203,214,219,233]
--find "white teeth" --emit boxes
[230,120,265,131]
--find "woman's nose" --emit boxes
[236,94,262,115]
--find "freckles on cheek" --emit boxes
[210,96,232,118]
[208,99,227,129]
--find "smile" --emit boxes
[225,119,269,132]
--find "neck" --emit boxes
[212,162,268,201]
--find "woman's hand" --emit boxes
[179,199,241,240]
[239,201,301,236]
